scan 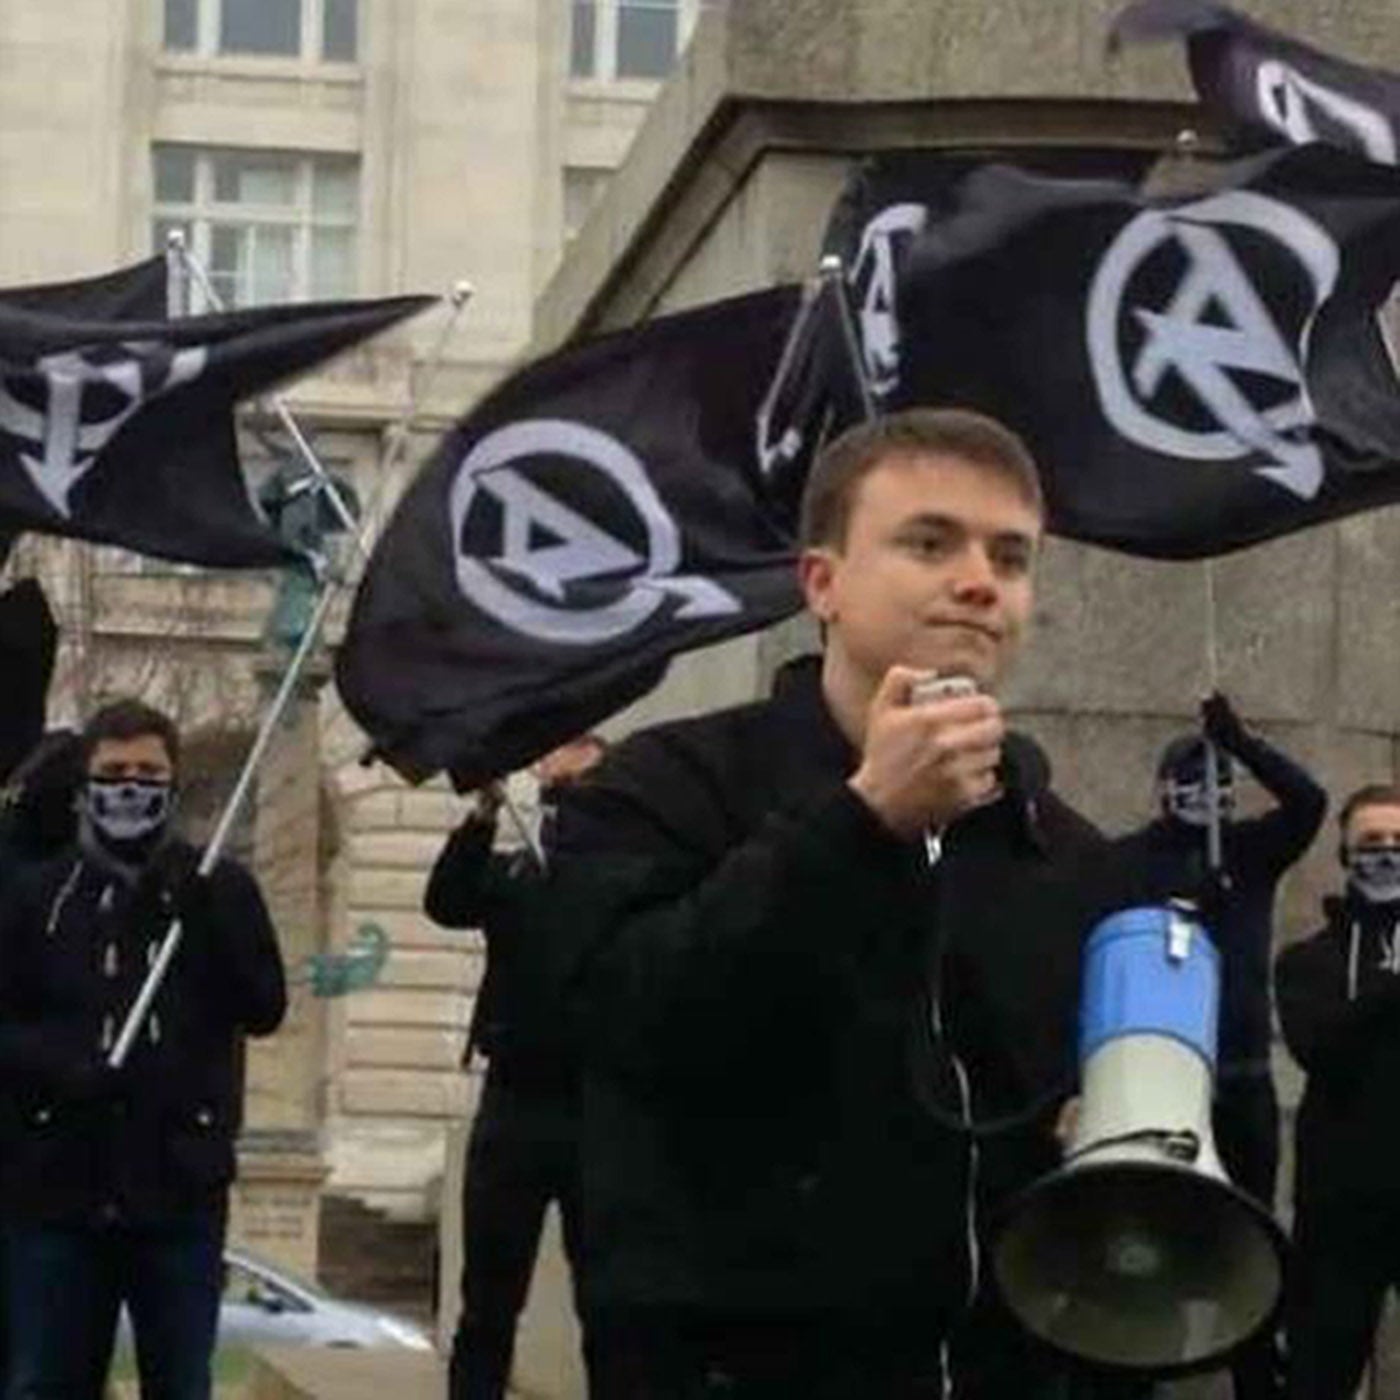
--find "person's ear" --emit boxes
[798,546,839,624]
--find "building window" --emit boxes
[152,145,360,309]
[569,0,692,82]
[162,0,358,63]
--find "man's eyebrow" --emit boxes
[895,512,960,532]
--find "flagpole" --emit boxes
[163,231,189,318]
[109,277,473,1068]
[169,233,363,548]
[358,280,473,546]
[819,254,879,423]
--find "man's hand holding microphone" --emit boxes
[849,665,1005,843]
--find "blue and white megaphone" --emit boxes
[993,905,1285,1376]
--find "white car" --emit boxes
[118,1247,434,1353]
[219,1248,434,1351]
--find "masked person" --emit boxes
[1107,698,1324,1400]
[1275,786,1400,1400]
[427,736,605,1400]
[0,700,286,1400]
[551,409,1123,1399]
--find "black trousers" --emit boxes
[1213,1072,1283,1400]
[587,1309,953,1399]
[448,1065,587,1400]
[1286,1194,1400,1400]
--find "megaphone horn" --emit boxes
[993,905,1286,1377]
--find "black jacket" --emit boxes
[0,839,286,1225]
[1108,727,1325,1070]
[552,657,1113,1319]
[1276,894,1400,1208]
[424,819,573,1083]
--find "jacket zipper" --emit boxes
[930,989,979,1309]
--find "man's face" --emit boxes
[799,452,1040,691]
[87,734,175,785]
[1345,802,1400,853]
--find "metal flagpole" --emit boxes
[169,232,363,547]
[819,254,879,424]
[357,279,473,547]
[109,278,470,1067]
[164,231,190,319]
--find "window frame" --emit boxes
[162,0,359,65]
[568,0,700,84]
[152,145,361,311]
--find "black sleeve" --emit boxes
[1275,937,1400,1076]
[552,731,916,1088]
[423,817,504,928]
[196,862,287,1037]
[0,865,99,1092]
[1222,727,1327,873]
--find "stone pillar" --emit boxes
[229,649,331,1276]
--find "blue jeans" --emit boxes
[3,1215,223,1400]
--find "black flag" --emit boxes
[0,257,169,320]
[336,288,807,785]
[1111,0,1400,165]
[0,293,429,568]
[848,144,1400,558]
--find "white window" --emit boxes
[163,0,358,63]
[152,145,359,309]
[570,0,699,82]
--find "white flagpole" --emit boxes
[164,230,190,318]
[170,233,362,547]
[109,276,469,1067]
[819,254,879,424]
[357,279,473,546]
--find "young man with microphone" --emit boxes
[552,408,1119,1397]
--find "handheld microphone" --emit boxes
[910,674,980,865]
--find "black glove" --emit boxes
[1200,691,1246,753]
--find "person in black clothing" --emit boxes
[0,730,83,874]
[551,409,1124,1398]
[428,734,605,1400]
[0,699,286,1400]
[0,729,82,1400]
[1107,697,1324,1400]
[1276,784,1400,1400]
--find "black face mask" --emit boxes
[83,778,174,863]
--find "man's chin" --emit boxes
[900,643,1000,689]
